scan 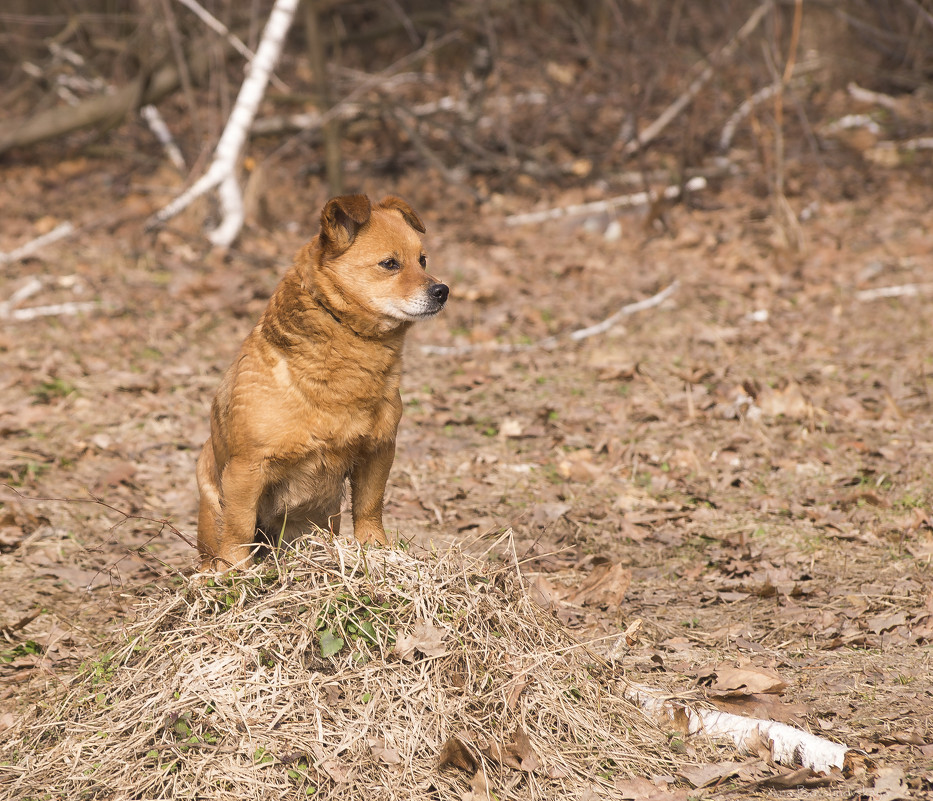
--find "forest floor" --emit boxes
[1,65,933,799]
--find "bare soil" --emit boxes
[1,40,933,800]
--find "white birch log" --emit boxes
[147,0,299,246]
[623,683,855,775]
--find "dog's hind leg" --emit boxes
[196,442,225,571]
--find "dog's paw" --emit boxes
[353,524,389,547]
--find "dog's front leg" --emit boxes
[350,440,395,546]
[209,458,265,570]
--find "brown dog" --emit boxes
[196,194,448,571]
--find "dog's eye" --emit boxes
[379,258,400,271]
[419,254,427,268]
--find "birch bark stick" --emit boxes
[624,684,858,775]
[147,0,300,246]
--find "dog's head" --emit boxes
[315,194,448,329]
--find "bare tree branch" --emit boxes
[624,1,771,155]
[145,0,300,247]
[421,282,679,356]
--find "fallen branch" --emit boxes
[719,83,779,152]
[0,274,102,323]
[505,177,706,227]
[0,277,42,310]
[146,0,300,247]
[0,222,75,265]
[420,281,678,356]
[0,46,214,157]
[847,81,900,111]
[856,283,933,302]
[624,1,771,155]
[0,222,75,264]
[623,683,865,776]
[249,89,547,137]
[139,105,186,172]
[2,301,101,322]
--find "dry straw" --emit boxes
[0,535,688,800]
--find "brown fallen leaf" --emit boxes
[677,760,743,788]
[0,526,25,548]
[759,767,838,789]
[623,618,644,647]
[758,380,813,420]
[557,449,602,482]
[614,775,690,800]
[321,758,350,783]
[94,460,137,491]
[568,559,631,608]
[0,502,46,548]
[368,737,401,765]
[879,729,927,747]
[866,611,908,634]
[528,574,561,610]
[463,766,490,801]
[31,562,111,591]
[438,735,478,773]
[505,675,532,710]
[708,663,787,696]
[710,693,809,725]
[394,622,447,661]
[859,766,910,801]
[480,724,540,772]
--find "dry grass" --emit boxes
[0,535,690,800]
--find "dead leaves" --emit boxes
[0,501,47,550]
[367,737,401,765]
[438,725,541,799]
[393,622,447,661]
[757,379,814,420]
[528,556,631,621]
[856,766,913,801]
[697,660,811,727]
[705,662,787,696]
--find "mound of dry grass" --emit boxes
[0,536,689,800]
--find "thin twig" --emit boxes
[146,0,300,246]
[420,281,679,356]
[720,83,782,152]
[855,283,933,302]
[0,222,76,265]
[505,178,706,226]
[140,105,186,171]
[847,82,899,111]
[3,301,100,322]
[174,0,289,92]
[624,1,771,155]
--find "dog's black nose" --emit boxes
[429,283,449,304]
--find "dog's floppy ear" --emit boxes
[379,195,426,234]
[320,194,372,254]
